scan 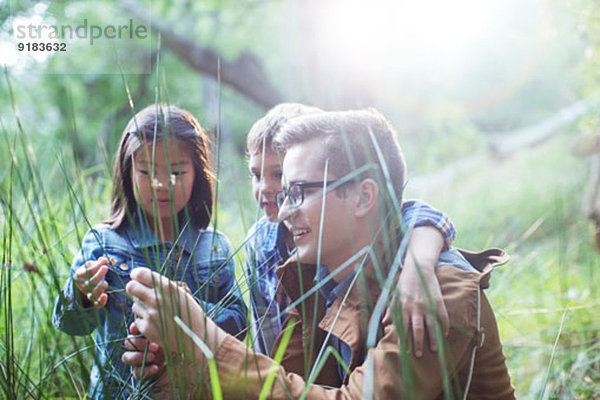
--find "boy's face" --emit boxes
[278,139,357,269]
[249,150,283,222]
[131,139,195,226]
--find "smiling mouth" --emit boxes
[291,229,310,241]
[262,202,278,210]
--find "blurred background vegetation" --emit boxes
[1,0,600,397]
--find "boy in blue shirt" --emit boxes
[245,103,455,357]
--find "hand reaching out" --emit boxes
[74,257,109,308]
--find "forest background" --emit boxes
[1,0,600,398]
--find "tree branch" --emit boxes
[119,0,283,109]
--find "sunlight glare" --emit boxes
[0,41,19,67]
[317,0,499,69]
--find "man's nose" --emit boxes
[277,195,295,222]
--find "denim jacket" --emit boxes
[53,215,247,399]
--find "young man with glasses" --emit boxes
[245,103,457,358]
[123,108,515,398]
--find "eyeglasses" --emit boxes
[275,180,340,209]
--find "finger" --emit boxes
[74,261,95,280]
[86,278,107,305]
[87,292,101,308]
[127,274,186,309]
[77,264,109,294]
[402,306,409,335]
[131,268,187,301]
[87,293,106,309]
[129,322,140,335]
[438,300,450,337]
[382,294,397,324]
[76,258,109,280]
[382,307,391,325]
[74,262,95,293]
[121,350,157,370]
[411,315,425,358]
[130,267,165,288]
[425,312,438,352]
[90,280,108,299]
[89,264,109,286]
[124,335,150,352]
[132,364,161,381]
[87,268,108,300]
[126,279,160,305]
[133,317,160,345]
[96,293,108,308]
[131,300,149,320]
[128,322,160,355]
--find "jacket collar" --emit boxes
[125,210,202,255]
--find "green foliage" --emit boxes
[399,104,486,175]
[1,0,599,397]
[406,133,599,397]
[3,79,600,397]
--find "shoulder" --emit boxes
[81,222,133,251]
[82,223,115,244]
[435,247,508,327]
[401,199,442,217]
[434,266,481,335]
[245,217,278,249]
[246,216,277,238]
[195,227,234,254]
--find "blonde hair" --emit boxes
[246,103,322,155]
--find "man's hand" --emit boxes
[74,257,109,308]
[383,226,449,357]
[122,322,166,382]
[126,268,228,358]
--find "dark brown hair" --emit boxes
[105,104,214,230]
[273,108,407,223]
[246,102,322,155]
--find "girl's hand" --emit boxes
[74,257,109,308]
[122,322,167,382]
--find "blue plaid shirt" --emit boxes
[315,265,355,381]
[244,199,455,355]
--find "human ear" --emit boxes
[355,178,379,217]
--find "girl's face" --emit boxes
[131,139,195,228]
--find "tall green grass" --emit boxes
[1,61,599,399]
[406,133,600,397]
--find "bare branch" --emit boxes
[119,0,283,109]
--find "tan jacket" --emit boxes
[213,248,515,399]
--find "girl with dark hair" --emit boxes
[53,104,247,399]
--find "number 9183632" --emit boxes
[18,42,66,52]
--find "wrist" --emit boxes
[404,255,436,273]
